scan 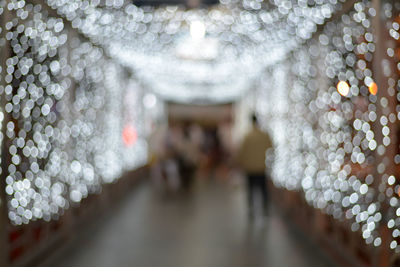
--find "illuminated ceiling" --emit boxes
[45,0,339,103]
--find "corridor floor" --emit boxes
[41,176,335,267]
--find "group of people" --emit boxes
[149,113,273,218]
[149,122,226,192]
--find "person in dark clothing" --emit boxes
[236,114,273,217]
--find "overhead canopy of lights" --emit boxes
[43,0,339,103]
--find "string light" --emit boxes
[368,81,378,95]
[255,0,383,247]
[1,1,147,225]
[384,2,400,252]
[1,0,400,254]
[337,81,350,97]
[43,0,338,103]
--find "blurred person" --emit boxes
[164,125,183,191]
[190,123,205,152]
[148,122,167,165]
[203,127,222,171]
[148,123,168,189]
[218,119,233,159]
[149,124,182,192]
[236,113,273,218]
[176,123,198,190]
[215,119,234,179]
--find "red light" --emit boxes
[122,125,137,147]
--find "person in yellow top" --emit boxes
[237,113,273,217]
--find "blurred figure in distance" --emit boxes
[236,113,273,218]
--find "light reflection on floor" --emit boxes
[40,175,335,267]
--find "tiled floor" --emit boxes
[41,176,335,267]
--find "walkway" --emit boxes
[40,175,334,267]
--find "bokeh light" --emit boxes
[337,81,350,97]
[368,81,378,95]
[1,0,400,255]
[123,125,138,147]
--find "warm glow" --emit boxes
[122,125,138,147]
[337,81,350,96]
[369,81,378,95]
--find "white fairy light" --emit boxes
[1,1,148,225]
[190,21,205,41]
[2,0,400,254]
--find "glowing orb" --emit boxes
[190,21,206,41]
[337,81,350,96]
[122,125,137,147]
[368,81,378,95]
